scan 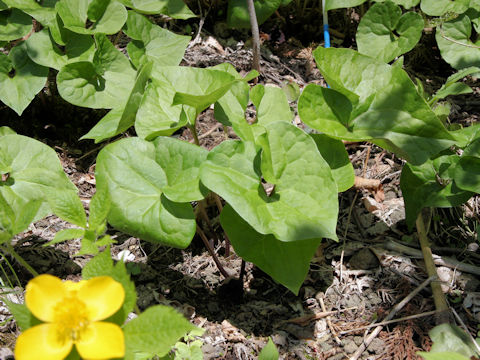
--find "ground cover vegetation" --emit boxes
[0,0,479,358]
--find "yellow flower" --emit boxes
[15,274,125,360]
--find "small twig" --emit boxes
[284,307,357,326]
[319,297,342,344]
[189,123,223,143]
[440,28,480,49]
[350,275,439,360]
[384,240,480,276]
[196,224,229,278]
[451,306,480,355]
[353,176,381,190]
[339,310,439,335]
[340,191,359,282]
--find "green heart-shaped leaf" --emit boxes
[227,0,281,28]
[420,0,469,16]
[57,34,136,108]
[26,28,95,70]
[0,8,31,41]
[124,11,190,68]
[298,47,455,165]
[0,44,48,115]
[221,205,321,294]
[56,0,127,34]
[436,14,480,74]
[201,122,338,242]
[95,137,197,248]
[357,1,423,63]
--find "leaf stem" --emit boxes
[415,209,451,324]
[189,124,200,146]
[196,224,230,278]
[1,243,39,278]
[246,0,261,76]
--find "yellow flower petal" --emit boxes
[75,322,125,359]
[63,279,86,293]
[25,274,67,322]
[77,276,125,321]
[15,323,73,360]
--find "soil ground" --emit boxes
[1,11,480,360]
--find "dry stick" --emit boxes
[416,210,451,325]
[246,0,261,75]
[384,240,480,276]
[350,275,439,360]
[196,224,230,278]
[319,296,342,344]
[451,306,480,355]
[339,310,439,335]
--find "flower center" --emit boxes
[53,296,90,344]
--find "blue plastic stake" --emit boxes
[322,0,330,87]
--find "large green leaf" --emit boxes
[373,0,420,9]
[420,0,470,16]
[121,0,195,18]
[325,0,367,10]
[400,152,473,228]
[123,11,190,68]
[356,1,423,63]
[221,205,321,294]
[123,305,197,359]
[26,28,95,70]
[95,137,197,248]
[81,61,152,142]
[153,137,209,202]
[0,134,84,237]
[152,66,238,117]
[454,155,480,193]
[201,122,338,242]
[57,34,136,108]
[250,84,293,125]
[0,8,31,41]
[0,44,48,115]
[56,0,127,34]
[436,14,480,73]
[227,0,281,28]
[311,134,354,192]
[298,47,455,165]
[134,77,189,140]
